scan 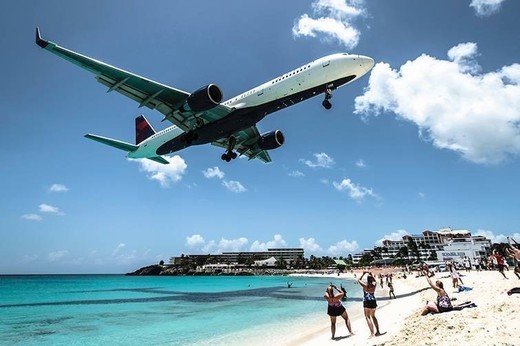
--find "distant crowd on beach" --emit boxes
[322,236,520,341]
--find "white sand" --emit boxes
[287,269,519,345]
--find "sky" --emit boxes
[1,0,520,274]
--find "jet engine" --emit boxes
[258,130,285,150]
[183,84,223,112]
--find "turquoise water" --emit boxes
[0,275,361,345]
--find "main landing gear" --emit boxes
[322,88,332,110]
[221,136,238,162]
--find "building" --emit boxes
[436,236,491,264]
[170,248,304,266]
[352,227,491,265]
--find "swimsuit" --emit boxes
[327,300,346,316]
[436,294,453,313]
[363,290,377,309]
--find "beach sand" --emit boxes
[287,269,519,345]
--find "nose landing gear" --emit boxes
[322,88,333,110]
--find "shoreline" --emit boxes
[284,270,519,345]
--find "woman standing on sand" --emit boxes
[358,272,382,338]
[324,284,354,339]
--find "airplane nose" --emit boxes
[359,55,375,72]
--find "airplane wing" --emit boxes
[211,126,273,163]
[35,28,233,132]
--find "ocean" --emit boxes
[0,274,362,346]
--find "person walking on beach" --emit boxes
[388,281,396,299]
[358,272,382,338]
[324,284,354,339]
[507,237,520,279]
[492,250,509,279]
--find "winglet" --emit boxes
[35,27,49,48]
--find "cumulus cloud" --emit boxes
[202,167,225,179]
[39,203,64,215]
[112,243,126,257]
[355,159,366,168]
[327,239,359,256]
[49,184,69,193]
[202,237,249,253]
[354,42,520,165]
[301,153,335,168]
[474,229,520,244]
[48,250,69,262]
[299,237,323,253]
[222,180,247,193]
[22,214,42,221]
[186,234,205,248]
[375,229,409,246]
[293,0,366,48]
[250,234,288,252]
[469,0,506,16]
[132,155,187,188]
[333,178,379,202]
[288,170,305,177]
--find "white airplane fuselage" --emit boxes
[132,53,374,159]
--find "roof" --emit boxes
[334,259,347,266]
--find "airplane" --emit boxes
[35,28,374,164]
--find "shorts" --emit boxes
[363,300,377,309]
[327,304,346,316]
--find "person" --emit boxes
[506,237,520,279]
[287,281,293,288]
[447,263,464,288]
[421,267,476,315]
[388,281,396,299]
[358,272,382,338]
[324,284,353,339]
[463,256,471,272]
[421,268,453,315]
[340,284,347,301]
[492,250,509,279]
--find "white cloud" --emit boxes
[133,155,187,188]
[474,229,520,244]
[327,239,359,256]
[354,43,520,165]
[375,229,409,246]
[250,234,288,252]
[333,178,379,202]
[22,214,42,221]
[418,192,425,198]
[39,203,64,215]
[112,243,125,257]
[186,234,205,248]
[222,180,247,193]
[293,0,365,49]
[299,237,323,253]
[49,184,69,193]
[288,170,305,177]
[48,250,69,262]
[202,237,249,253]
[355,159,366,168]
[202,167,225,179]
[470,0,506,16]
[301,153,335,168]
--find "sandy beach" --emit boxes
[287,269,519,345]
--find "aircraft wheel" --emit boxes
[231,152,238,159]
[322,100,332,110]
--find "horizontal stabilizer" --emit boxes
[85,134,138,152]
[148,156,170,165]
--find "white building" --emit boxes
[436,236,491,264]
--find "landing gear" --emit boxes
[322,88,332,110]
[221,136,238,162]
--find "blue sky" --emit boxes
[1,0,520,274]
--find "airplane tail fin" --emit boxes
[135,115,156,144]
[85,134,138,152]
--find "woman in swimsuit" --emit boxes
[421,268,453,315]
[324,284,353,339]
[358,272,381,338]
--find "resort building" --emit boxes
[352,227,491,264]
[436,236,492,263]
[170,248,304,266]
